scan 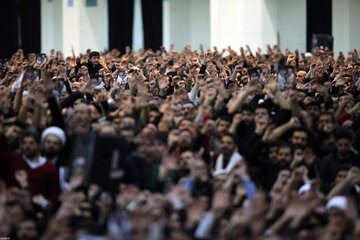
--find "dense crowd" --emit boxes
[0,44,360,239]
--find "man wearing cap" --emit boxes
[41,126,68,190]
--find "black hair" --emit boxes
[277,141,293,154]
[216,115,232,123]
[221,133,237,144]
[23,127,41,143]
[291,127,309,138]
[149,105,159,112]
[89,51,100,59]
[178,118,193,126]
[255,103,272,117]
[319,111,336,124]
[334,127,353,141]
[306,101,321,110]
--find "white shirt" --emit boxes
[23,155,47,169]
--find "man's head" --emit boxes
[296,70,307,83]
[267,142,279,163]
[149,106,161,125]
[334,128,353,159]
[89,51,100,66]
[290,128,309,148]
[178,118,193,131]
[4,118,27,147]
[41,127,66,159]
[255,105,271,127]
[306,101,320,120]
[73,103,91,124]
[119,116,136,130]
[220,134,237,157]
[240,104,255,125]
[120,126,135,143]
[276,142,293,167]
[317,111,335,135]
[88,103,102,123]
[98,124,117,137]
[334,166,349,185]
[22,129,41,159]
[181,101,196,118]
[16,219,39,240]
[216,116,231,137]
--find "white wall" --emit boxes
[333,0,360,55]
[163,0,210,51]
[61,0,108,57]
[277,0,306,53]
[210,0,306,53]
[210,0,278,52]
[62,0,81,56]
[79,0,107,54]
[189,0,210,51]
[41,0,63,54]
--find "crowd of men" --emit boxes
[0,43,360,239]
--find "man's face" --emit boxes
[5,125,23,144]
[276,146,292,166]
[335,138,352,158]
[191,159,208,179]
[90,55,99,66]
[220,135,236,156]
[17,220,38,240]
[149,111,160,124]
[89,105,101,122]
[182,103,195,117]
[268,146,278,163]
[291,130,308,148]
[74,104,90,123]
[120,117,136,129]
[178,119,192,131]
[296,72,305,82]
[307,105,320,119]
[120,129,135,143]
[22,136,40,159]
[255,108,270,126]
[241,110,254,125]
[216,120,230,137]
[43,135,62,157]
[318,114,334,133]
[334,169,348,185]
[180,151,195,167]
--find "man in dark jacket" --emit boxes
[320,128,360,192]
[77,51,103,77]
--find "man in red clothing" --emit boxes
[1,129,60,202]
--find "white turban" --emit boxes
[41,126,66,147]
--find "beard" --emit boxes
[43,150,59,159]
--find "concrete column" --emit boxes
[332,0,360,55]
[162,0,170,50]
[132,0,144,52]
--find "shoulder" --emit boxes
[42,161,59,172]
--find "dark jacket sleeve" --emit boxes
[48,96,65,129]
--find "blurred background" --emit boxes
[0,0,359,58]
